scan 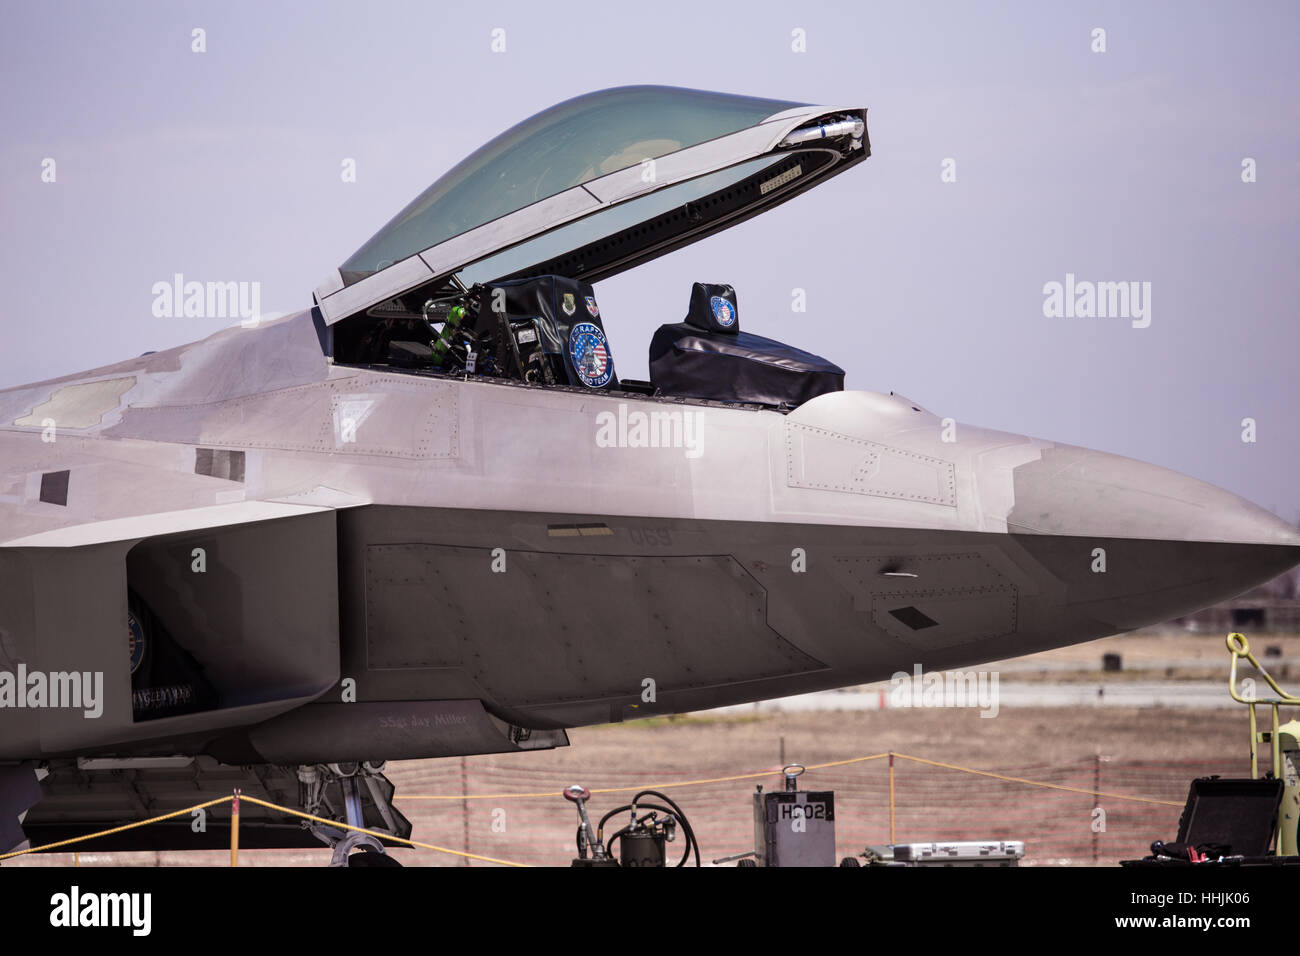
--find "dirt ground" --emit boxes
[1026,629,1298,665]
[12,629,1295,868]
[1002,628,1299,682]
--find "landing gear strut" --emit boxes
[298,762,408,867]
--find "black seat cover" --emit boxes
[650,282,844,407]
[686,282,742,334]
[480,275,619,390]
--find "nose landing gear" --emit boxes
[298,762,409,867]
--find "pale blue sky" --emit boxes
[2,1,1297,516]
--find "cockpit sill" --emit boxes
[334,360,788,414]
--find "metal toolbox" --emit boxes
[890,841,1025,866]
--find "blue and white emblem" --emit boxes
[128,609,146,675]
[585,296,600,318]
[710,295,736,328]
[568,322,613,388]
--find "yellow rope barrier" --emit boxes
[235,794,530,867]
[0,796,234,861]
[398,753,893,801]
[890,752,1183,807]
[0,749,1185,865]
[0,793,531,867]
[397,750,1179,809]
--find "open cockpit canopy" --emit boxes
[315,85,868,325]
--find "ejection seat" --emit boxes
[648,283,844,407]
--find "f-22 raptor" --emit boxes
[2,86,1295,863]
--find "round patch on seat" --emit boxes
[569,322,613,388]
[710,295,736,328]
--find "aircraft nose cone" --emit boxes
[1006,444,1300,547]
[1005,444,1300,630]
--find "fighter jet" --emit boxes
[1,85,1296,864]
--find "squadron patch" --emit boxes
[568,321,613,388]
[562,292,577,316]
[585,296,600,317]
[710,295,736,328]
[128,609,146,675]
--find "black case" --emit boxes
[1175,776,1283,855]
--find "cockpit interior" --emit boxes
[331,274,845,409]
[323,86,867,410]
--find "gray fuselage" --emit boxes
[0,309,1296,765]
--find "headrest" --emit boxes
[686,282,739,334]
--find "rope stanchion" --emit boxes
[888,752,896,844]
[230,789,240,868]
